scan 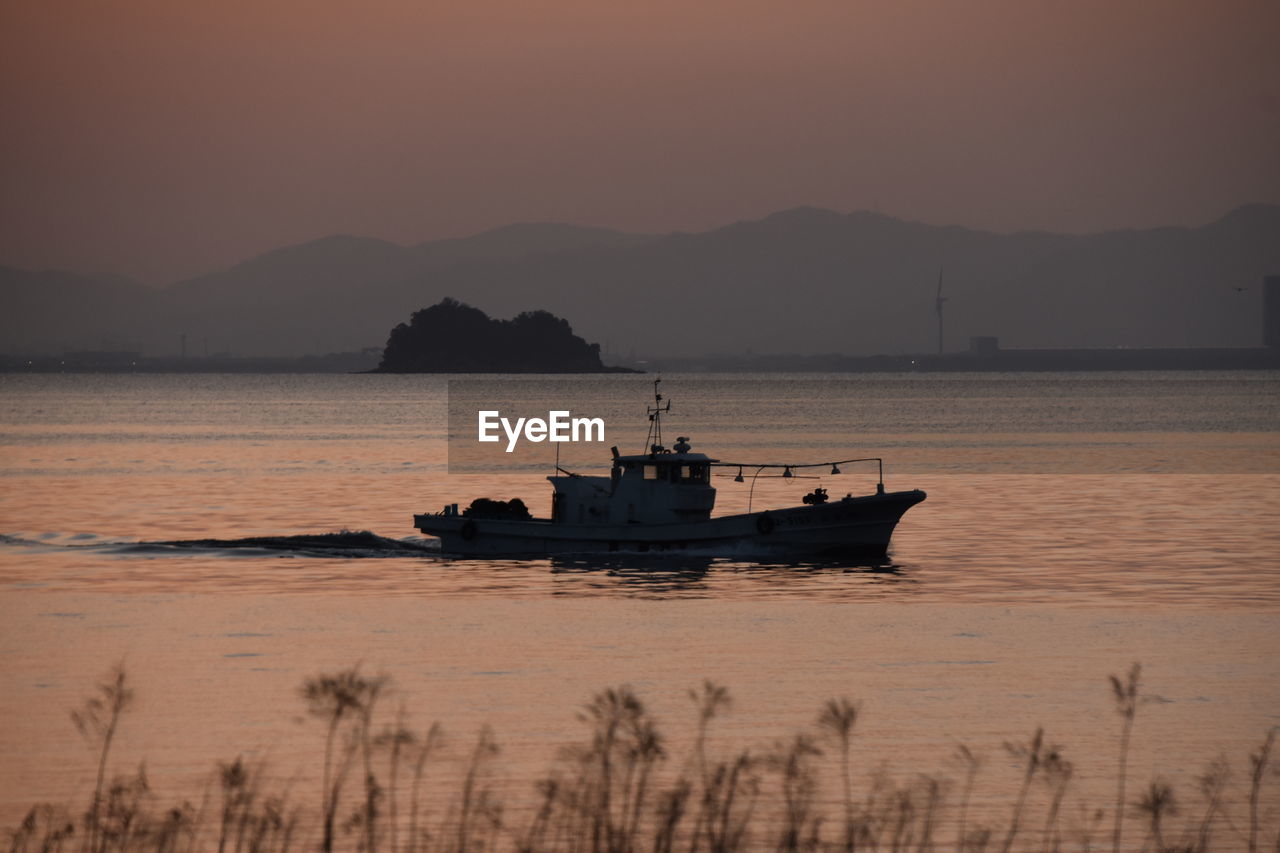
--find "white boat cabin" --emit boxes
[549,436,718,525]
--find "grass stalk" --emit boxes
[71,665,133,853]
[1109,664,1141,853]
[1249,729,1276,853]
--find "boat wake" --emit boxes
[1,531,898,575]
[2,530,442,559]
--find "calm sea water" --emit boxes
[1,372,1278,842]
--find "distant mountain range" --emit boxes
[3,205,1278,359]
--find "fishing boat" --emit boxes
[415,381,925,558]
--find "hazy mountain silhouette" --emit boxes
[0,267,156,354]
[3,206,1277,358]
[411,222,654,266]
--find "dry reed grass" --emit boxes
[7,665,1277,853]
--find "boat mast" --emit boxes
[644,378,670,454]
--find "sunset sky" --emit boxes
[3,0,1278,284]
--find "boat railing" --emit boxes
[711,457,884,513]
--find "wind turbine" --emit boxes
[935,268,947,355]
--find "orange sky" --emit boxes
[2,0,1278,283]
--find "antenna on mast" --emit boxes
[935,267,948,355]
[644,378,671,454]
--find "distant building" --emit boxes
[65,351,141,369]
[969,336,1000,355]
[1266,276,1280,348]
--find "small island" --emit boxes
[373,298,636,373]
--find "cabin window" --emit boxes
[644,465,658,480]
[678,464,709,484]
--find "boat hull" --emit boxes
[415,489,925,558]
